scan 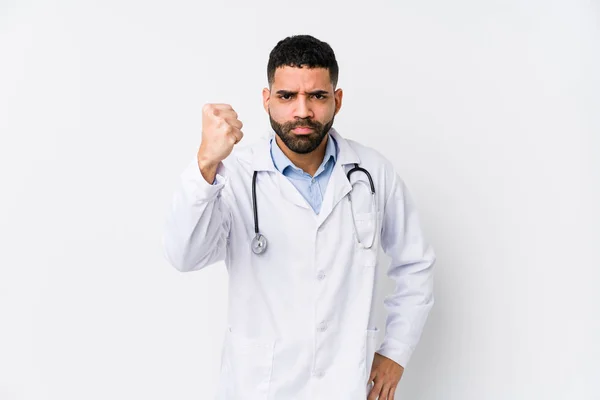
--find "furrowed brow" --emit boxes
[275,90,330,95]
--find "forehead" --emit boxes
[272,66,331,90]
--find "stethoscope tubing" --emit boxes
[251,163,376,254]
[252,171,260,235]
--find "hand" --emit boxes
[197,103,244,182]
[367,352,404,400]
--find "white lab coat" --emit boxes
[162,127,436,400]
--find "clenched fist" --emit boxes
[197,103,244,183]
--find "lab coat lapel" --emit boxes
[277,172,311,210]
[251,132,310,210]
[316,160,351,227]
[316,128,360,227]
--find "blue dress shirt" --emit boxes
[270,134,338,214]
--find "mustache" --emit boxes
[286,120,320,129]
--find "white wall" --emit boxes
[1,0,598,399]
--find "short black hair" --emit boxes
[267,35,339,89]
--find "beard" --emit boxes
[268,110,335,154]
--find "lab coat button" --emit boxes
[317,321,328,332]
[316,271,326,280]
[312,369,325,378]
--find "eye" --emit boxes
[279,94,293,100]
[312,94,326,100]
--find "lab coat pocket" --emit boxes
[221,327,275,400]
[364,327,380,392]
[353,211,379,268]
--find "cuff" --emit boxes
[180,157,227,201]
[376,339,415,369]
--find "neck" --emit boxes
[276,133,329,177]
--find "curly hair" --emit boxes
[267,35,339,89]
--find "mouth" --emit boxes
[292,126,314,134]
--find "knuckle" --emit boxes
[202,103,213,113]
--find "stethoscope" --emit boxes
[251,163,377,255]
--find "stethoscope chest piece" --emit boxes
[251,233,268,254]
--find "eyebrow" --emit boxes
[275,90,330,96]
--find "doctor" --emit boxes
[163,34,436,400]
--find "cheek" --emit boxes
[316,104,335,121]
[269,106,288,121]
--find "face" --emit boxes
[263,66,343,154]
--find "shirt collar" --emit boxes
[270,132,338,175]
[252,127,358,172]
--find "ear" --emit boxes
[262,87,270,113]
[334,88,343,116]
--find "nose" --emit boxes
[294,95,313,119]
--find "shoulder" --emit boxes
[342,136,398,180]
[219,134,271,171]
[338,134,408,208]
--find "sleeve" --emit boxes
[375,173,436,368]
[161,157,232,272]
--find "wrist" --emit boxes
[197,155,220,184]
[197,155,219,171]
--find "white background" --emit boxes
[1,0,599,399]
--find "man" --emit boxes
[163,35,436,400]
